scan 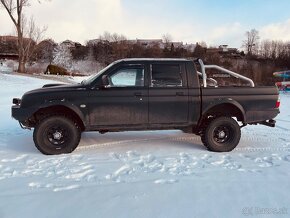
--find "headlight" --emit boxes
[13,98,21,105]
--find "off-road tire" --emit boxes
[202,117,241,152]
[33,115,81,155]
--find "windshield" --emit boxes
[81,62,115,85]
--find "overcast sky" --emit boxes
[1,0,290,48]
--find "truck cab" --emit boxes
[84,58,200,130]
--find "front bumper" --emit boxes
[11,105,34,122]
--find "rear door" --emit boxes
[148,62,189,124]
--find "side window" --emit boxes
[109,67,144,87]
[151,64,182,87]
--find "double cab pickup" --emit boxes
[12,58,280,154]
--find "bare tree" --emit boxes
[259,39,290,61]
[53,44,72,70]
[162,33,172,43]
[162,33,173,49]
[33,38,56,63]
[260,40,271,59]
[193,42,206,59]
[99,31,127,43]
[243,29,260,56]
[24,16,47,63]
[0,0,47,73]
[198,41,207,48]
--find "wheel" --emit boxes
[33,116,81,155]
[202,117,241,152]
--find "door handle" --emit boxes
[134,92,143,97]
[176,92,184,96]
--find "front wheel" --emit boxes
[202,117,241,152]
[33,116,81,155]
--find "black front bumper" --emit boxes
[11,105,34,122]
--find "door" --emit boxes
[149,63,189,124]
[88,65,148,127]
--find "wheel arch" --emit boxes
[200,100,246,123]
[32,104,85,131]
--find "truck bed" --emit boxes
[201,86,279,123]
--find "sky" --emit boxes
[0,0,290,48]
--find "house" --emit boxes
[207,45,241,58]
[171,42,183,48]
[60,40,82,49]
[135,39,164,49]
[183,43,196,52]
[0,53,18,60]
[87,39,103,46]
[87,37,196,53]
[0,36,19,60]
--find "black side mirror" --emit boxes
[102,75,110,88]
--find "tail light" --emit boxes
[275,97,280,108]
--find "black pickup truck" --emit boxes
[12,58,280,155]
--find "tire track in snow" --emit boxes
[77,135,201,151]
[0,146,290,192]
[77,134,290,153]
[104,151,290,184]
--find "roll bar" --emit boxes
[195,59,255,88]
[197,71,218,87]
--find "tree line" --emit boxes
[1,1,289,86]
[243,29,290,68]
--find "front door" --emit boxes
[88,65,148,127]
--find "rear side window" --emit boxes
[151,64,182,87]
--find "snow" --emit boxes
[0,62,13,74]
[53,44,73,69]
[0,73,290,217]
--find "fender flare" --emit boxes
[37,99,87,125]
[201,98,246,122]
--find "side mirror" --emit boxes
[102,75,110,88]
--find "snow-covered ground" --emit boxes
[0,62,13,74]
[0,73,289,218]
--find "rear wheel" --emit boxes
[202,117,241,152]
[33,116,81,155]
